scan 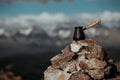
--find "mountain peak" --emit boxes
[0,28,12,37]
[19,27,33,36]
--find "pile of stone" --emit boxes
[44,39,117,80]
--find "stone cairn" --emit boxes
[44,20,117,80]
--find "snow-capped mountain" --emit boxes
[13,26,50,40]
[0,28,4,35]
[27,26,49,39]
[18,26,49,39]
[0,26,120,58]
[0,26,120,45]
[19,27,33,36]
[0,28,13,38]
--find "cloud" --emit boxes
[75,11,120,28]
[0,11,120,34]
[0,12,71,32]
[0,0,74,4]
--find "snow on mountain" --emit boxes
[0,28,12,37]
[19,27,33,36]
[18,26,49,39]
[0,28,5,35]
[27,26,50,39]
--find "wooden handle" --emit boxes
[83,20,101,30]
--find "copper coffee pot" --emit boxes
[73,20,101,40]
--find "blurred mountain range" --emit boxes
[0,25,120,58]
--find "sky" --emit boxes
[0,0,120,16]
[0,0,120,33]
